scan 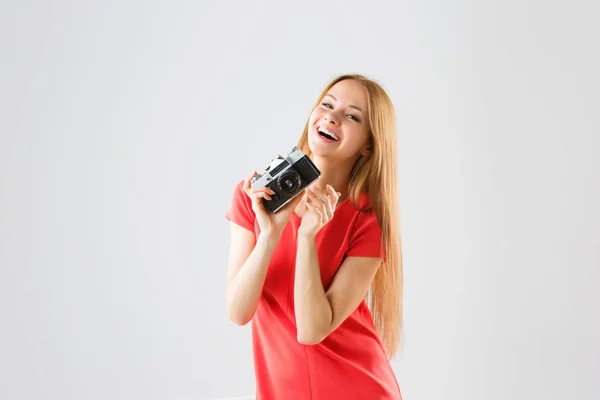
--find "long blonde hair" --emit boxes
[297,74,404,358]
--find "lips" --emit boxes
[317,125,341,139]
[315,124,341,144]
[317,131,338,143]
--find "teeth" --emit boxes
[318,127,340,141]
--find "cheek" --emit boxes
[309,109,323,124]
[347,126,370,146]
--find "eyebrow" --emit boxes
[324,94,364,113]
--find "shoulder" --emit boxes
[233,179,245,194]
[346,191,374,212]
[344,199,385,259]
[233,179,254,210]
[346,191,377,218]
[225,179,256,231]
[344,192,382,236]
[231,179,249,201]
[357,192,373,211]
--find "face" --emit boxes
[307,79,371,161]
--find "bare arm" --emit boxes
[294,232,381,344]
[224,170,302,326]
[225,223,281,325]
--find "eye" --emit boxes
[320,102,361,122]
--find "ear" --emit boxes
[360,133,373,157]
[360,144,372,157]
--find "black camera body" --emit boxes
[250,146,321,213]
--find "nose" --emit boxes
[324,112,340,125]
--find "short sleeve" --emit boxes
[225,180,256,232]
[347,211,386,262]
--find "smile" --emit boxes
[317,126,340,141]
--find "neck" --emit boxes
[309,154,360,202]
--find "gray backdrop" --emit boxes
[1,1,598,399]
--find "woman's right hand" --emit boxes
[243,171,305,237]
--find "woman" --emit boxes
[225,74,403,399]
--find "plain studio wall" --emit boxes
[1,1,598,399]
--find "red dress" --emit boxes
[226,180,402,400]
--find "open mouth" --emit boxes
[317,127,340,141]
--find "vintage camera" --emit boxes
[250,146,321,213]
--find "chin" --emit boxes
[308,144,339,159]
[307,135,330,157]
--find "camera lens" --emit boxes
[277,170,301,193]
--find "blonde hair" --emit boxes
[297,74,404,358]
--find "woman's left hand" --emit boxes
[298,184,341,238]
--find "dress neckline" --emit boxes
[291,195,351,220]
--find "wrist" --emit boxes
[258,228,283,243]
[297,229,316,241]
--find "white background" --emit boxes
[1,1,598,399]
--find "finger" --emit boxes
[250,186,275,196]
[313,186,331,204]
[323,185,338,210]
[321,200,334,221]
[313,187,334,220]
[252,191,272,202]
[306,203,323,222]
[310,190,332,219]
[244,171,256,186]
[308,181,320,190]
[249,193,267,214]
[290,192,304,205]
[306,193,320,209]
[314,186,334,216]
[255,187,276,196]
[299,190,311,206]
[306,189,327,215]
[308,196,330,221]
[325,185,340,203]
[306,187,326,205]
[243,171,257,194]
[316,204,327,224]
